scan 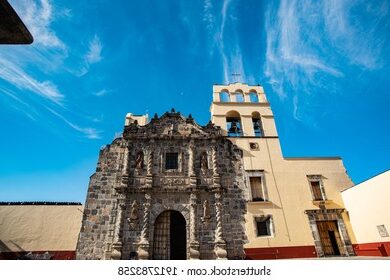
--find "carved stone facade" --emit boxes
[76,110,248,260]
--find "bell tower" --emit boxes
[210,82,278,138]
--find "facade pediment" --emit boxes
[123,109,221,139]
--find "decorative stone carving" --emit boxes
[135,151,144,170]
[146,150,153,176]
[123,110,220,138]
[76,111,248,260]
[189,193,200,260]
[211,145,221,188]
[161,177,187,187]
[144,149,153,188]
[211,146,218,174]
[137,193,151,260]
[121,143,129,186]
[127,200,139,228]
[214,192,227,259]
[188,143,195,176]
[201,152,208,170]
[188,142,197,188]
[201,200,211,224]
[111,243,122,260]
[111,201,125,260]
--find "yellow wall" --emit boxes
[210,83,356,249]
[0,205,83,252]
[342,170,390,244]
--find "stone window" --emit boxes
[377,225,389,237]
[219,91,230,102]
[252,112,263,137]
[234,91,244,102]
[226,111,243,137]
[165,153,178,170]
[249,142,259,150]
[226,117,242,137]
[252,119,262,137]
[255,215,273,237]
[247,170,267,202]
[249,92,259,103]
[307,175,326,201]
[250,177,266,201]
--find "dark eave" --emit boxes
[0,0,33,44]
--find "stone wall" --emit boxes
[76,111,249,259]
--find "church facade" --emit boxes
[76,110,248,260]
[76,83,357,260]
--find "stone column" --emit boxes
[121,143,130,186]
[146,149,153,176]
[188,141,196,187]
[211,144,220,188]
[146,148,153,187]
[189,193,200,260]
[137,193,151,259]
[214,192,227,259]
[111,198,125,260]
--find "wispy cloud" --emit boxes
[322,0,388,70]
[219,0,232,83]
[0,88,38,121]
[92,88,109,97]
[264,0,389,119]
[205,0,248,84]
[0,57,64,105]
[77,35,103,76]
[1,0,101,140]
[202,0,215,31]
[264,0,342,98]
[220,0,231,40]
[86,35,103,64]
[45,107,102,139]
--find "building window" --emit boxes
[219,91,230,102]
[165,153,178,170]
[250,177,266,201]
[308,176,326,201]
[377,225,389,237]
[249,92,258,103]
[255,216,273,237]
[249,142,259,150]
[234,91,244,102]
[226,117,242,137]
[252,112,263,137]
[252,118,263,137]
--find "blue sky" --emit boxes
[0,0,389,202]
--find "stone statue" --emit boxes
[135,152,143,169]
[129,200,138,221]
[127,200,139,228]
[201,153,208,170]
[201,200,211,223]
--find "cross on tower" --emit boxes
[232,73,241,82]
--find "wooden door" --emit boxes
[316,221,344,256]
[153,211,171,259]
[153,211,187,260]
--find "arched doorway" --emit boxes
[153,210,187,260]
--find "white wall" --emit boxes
[342,170,390,244]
